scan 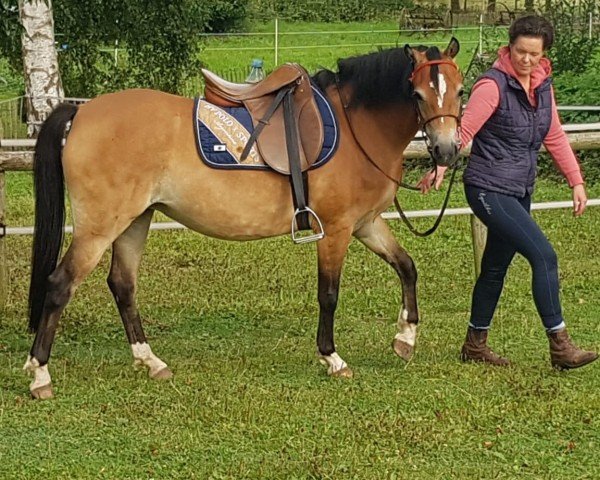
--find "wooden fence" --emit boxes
[1,127,600,309]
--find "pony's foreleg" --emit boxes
[354,217,419,361]
[316,228,353,378]
[24,236,111,399]
[107,211,172,381]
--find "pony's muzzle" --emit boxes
[431,140,459,167]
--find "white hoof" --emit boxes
[394,317,417,361]
[150,367,173,381]
[318,351,352,378]
[330,366,354,378]
[131,343,170,379]
[31,383,54,400]
[23,355,53,399]
[392,338,414,361]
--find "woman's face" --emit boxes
[509,35,545,78]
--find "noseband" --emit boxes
[409,59,462,155]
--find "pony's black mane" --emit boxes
[312,45,443,109]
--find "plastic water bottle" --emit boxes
[245,59,265,84]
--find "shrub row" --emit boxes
[249,0,412,22]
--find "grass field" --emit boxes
[1,170,599,479]
[1,18,599,480]
[198,20,500,73]
[193,20,506,93]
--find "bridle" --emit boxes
[334,59,464,237]
[410,59,463,158]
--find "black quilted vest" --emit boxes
[463,68,553,197]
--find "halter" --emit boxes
[334,74,462,237]
[409,59,462,157]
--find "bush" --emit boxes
[0,0,250,97]
[0,57,23,98]
[250,0,413,22]
[544,0,599,75]
[538,49,600,183]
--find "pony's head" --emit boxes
[405,38,463,167]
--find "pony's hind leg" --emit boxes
[107,210,172,381]
[24,235,112,399]
[316,228,353,378]
[355,217,419,361]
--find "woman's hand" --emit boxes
[417,166,448,194]
[572,183,587,217]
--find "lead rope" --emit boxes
[394,160,461,237]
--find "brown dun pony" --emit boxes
[24,38,463,398]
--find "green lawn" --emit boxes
[1,171,599,479]
[1,18,598,480]
[185,20,507,94]
[198,20,506,74]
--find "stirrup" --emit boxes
[291,207,325,244]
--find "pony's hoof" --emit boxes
[150,367,173,381]
[330,366,353,378]
[392,339,414,361]
[31,384,53,400]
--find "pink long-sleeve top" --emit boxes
[459,46,584,187]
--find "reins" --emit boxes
[394,162,461,237]
[334,64,462,237]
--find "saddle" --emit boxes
[202,63,325,243]
[202,63,324,174]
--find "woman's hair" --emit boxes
[509,15,554,50]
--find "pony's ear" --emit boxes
[444,37,460,58]
[404,44,415,63]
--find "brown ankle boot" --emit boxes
[460,327,510,366]
[547,329,598,370]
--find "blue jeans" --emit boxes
[465,185,565,332]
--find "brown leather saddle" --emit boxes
[202,63,324,174]
[202,63,325,243]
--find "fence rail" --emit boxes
[2,125,599,165]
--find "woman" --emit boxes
[419,15,597,369]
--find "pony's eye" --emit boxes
[457,89,465,97]
[413,91,424,101]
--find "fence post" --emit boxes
[478,14,483,56]
[0,169,7,309]
[470,214,487,279]
[274,17,279,66]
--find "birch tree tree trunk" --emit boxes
[19,0,64,138]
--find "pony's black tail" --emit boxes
[28,103,78,333]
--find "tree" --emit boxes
[487,0,496,13]
[545,0,600,74]
[524,0,535,12]
[19,0,63,137]
[1,1,249,98]
[450,0,461,13]
[55,0,250,96]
